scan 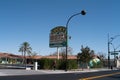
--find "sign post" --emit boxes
[49,26,67,60]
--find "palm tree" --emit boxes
[19,46,24,64]
[19,42,32,67]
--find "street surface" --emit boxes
[78,70,120,80]
[0,69,119,80]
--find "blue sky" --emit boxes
[0,0,119,57]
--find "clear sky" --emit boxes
[0,0,119,57]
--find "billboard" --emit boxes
[49,26,67,47]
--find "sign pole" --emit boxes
[57,47,59,60]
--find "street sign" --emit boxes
[111,52,118,55]
[49,26,67,47]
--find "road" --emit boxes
[77,70,120,80]
[0,69,119,80]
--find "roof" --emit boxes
[0,52,23,59]
[0,52,77,59]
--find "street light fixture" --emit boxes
[65,10,86,71]
[108,34,120,68]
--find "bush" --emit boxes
[38,58,54,69]
[67,60,78,70]
[57,59,66,70]
[37,58,78,70]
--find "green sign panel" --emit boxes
[111,52,118,55]
[49,26,67,47]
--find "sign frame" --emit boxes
[49,26,67,48]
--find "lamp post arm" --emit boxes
[66,12,82,28]
[65,12,82,52]
[110,35,120,43]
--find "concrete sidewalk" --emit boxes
[0,68,114,76]
[40,68,112,74]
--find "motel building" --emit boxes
[0,52,120,69]
[0,52,76,69]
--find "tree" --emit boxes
[28,51,38,63]
[97,52,106,61]
[19,46,24,63]
[77,46,94,69]
[19,42,32,65]
[97,52,106,67]
[49,47,73,59]
[60,47,73,55]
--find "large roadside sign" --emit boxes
[49,26,67,48]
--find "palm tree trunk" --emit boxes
[22,52,24,64]
[24,51,27,68]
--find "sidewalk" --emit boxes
[39,68,111,74]
[0,68,116,76]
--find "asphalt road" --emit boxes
[0,69,119,80]
[77,70,120,80]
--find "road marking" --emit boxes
[79,72,120,80]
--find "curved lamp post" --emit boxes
[108,34,120,68]
[110,43,120,67]
[65,10,86,71]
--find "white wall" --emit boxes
[116,59,120,68]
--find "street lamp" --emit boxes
[108,34,120,68]
[65,10,86,71]
[110,43,120,67]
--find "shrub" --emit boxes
[37,58,78,70]
[38,58,53,69]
